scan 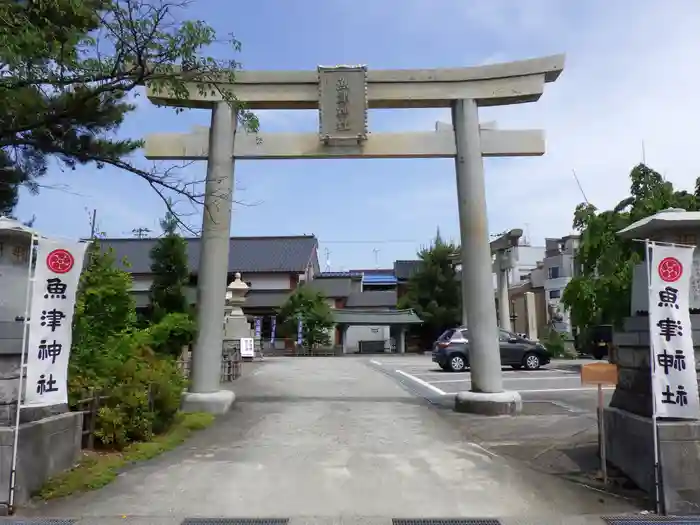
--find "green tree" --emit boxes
[70,240,187,448]
[0,0,258,216]
[149,205,189,322]
[70,240,137,394]
[562,163,700,331]
[398,232,461,345]
[278,286,334,348]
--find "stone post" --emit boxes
[496,252,511,332]
[398,328,406,354]
[524,291,538,341]
[452,99,521,415]
[341,325,348,354]
[182,102,237,415]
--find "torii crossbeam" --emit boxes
[144,124,545,160]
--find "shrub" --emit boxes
[87,330,187,449]
[542,328,566,358]
[147,312,197,358]
[69,242,188,450]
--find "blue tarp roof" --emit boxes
[362,274,397,284]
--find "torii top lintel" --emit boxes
[146,54,565,110]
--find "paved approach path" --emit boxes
[27,357,637,520]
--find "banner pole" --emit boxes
[646,239,663,515]
[8,233,37,514]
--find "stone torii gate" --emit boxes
[145,55,565,416]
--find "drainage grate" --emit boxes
[391,518,501,525]
[182,518,289,525]
[604,517,700,525]
[0,521,76,525]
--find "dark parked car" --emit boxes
[431,327,551,372]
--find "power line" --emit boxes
[571,169,590,204]
[320,239,421,245]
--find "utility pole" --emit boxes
[132,227,151,239]
[372,248,380,269]
[89,209,97,239]
[324,248,331,272]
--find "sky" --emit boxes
[14,0,700,270]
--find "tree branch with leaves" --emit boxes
[397,231,461,347]
[562,163,700,331]
[0,0,259,222]
[278,287,334,348]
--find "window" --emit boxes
[438,329,455,342]
[549,289,561,299]
[548,266,560,279]
[499,329,515,342]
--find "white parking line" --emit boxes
[369,359,382,366]
[429,375,580,384]
[396,370,447,396]
[522,387,615,393]
[440,386,615,394]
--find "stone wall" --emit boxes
[0,321,22,356]
[605,406,700,514]
[0,411,83,513]
[606,314,700,514]
[0,324,81,513]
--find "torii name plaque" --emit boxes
[318,65,368,146]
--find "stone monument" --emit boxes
[144,55,565,416]
[0,218,82,513]
[223,273,252,340]
[605,208,700,514]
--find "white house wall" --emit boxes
[345,325,391,351]
[246,273,295,290]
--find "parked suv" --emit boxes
[431,327,551,372]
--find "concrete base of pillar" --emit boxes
[454,390,522,416]
[181,390,235,415]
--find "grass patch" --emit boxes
[36,412,214,501]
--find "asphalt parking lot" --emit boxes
[368,354,612,413]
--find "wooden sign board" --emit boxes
[581,362,618,386]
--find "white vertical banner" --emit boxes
[648,242,700,419]
[24,238,89,407]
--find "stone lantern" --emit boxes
[605,207,700,514]
[225,272,249,317]
[224,272,252,340]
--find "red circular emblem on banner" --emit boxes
[658,256,683,283]
[46,249,75,274]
